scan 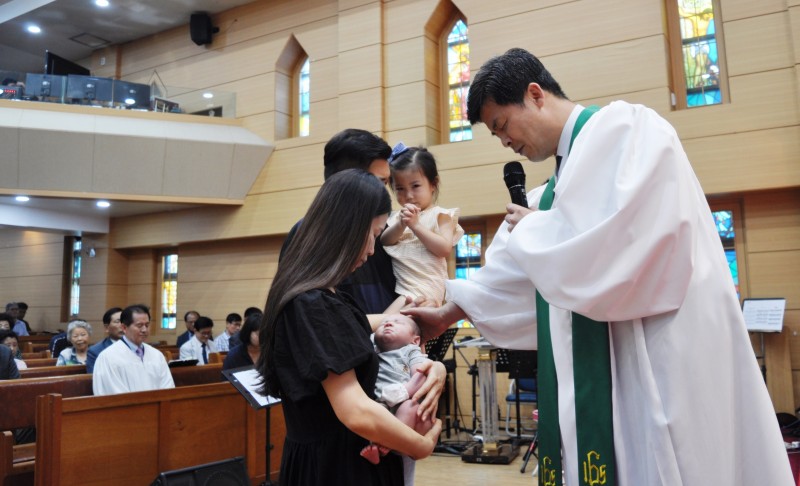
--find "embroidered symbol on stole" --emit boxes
[541,456,558,486]
[582,450,607,485]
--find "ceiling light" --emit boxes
[15,196,30,202]
[96,200,111,208]
[27,25,41,34]
[202,92,213,99]
[95,0,110,7]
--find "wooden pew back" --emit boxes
[0,374,94,431]
[24,358,58,368]
[20,365,86,378]
[35,383,284,486]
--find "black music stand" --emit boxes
[223,366,281,486]
[423,328,461,453]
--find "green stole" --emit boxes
[536,106,616,486]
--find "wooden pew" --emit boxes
[0,374,94,485]
[171,362,225,386]
[21,351,49,360]
[20,365,86,378]
[0,363,237,485]
[24,358,57,368]
[35,383,285,485]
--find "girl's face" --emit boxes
[354,214,389,272]
[70,327,90,351]
[392,167,435,210]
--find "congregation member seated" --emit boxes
[49,329,69,358]
[5,302,28,337]
[0,330,26,369]
[176,310,199,348]
[222,313,261,370]
[56,319,92,366]
[17,302,31,334]
[93,304,174,395]
[86,307,124,373]
[0,313,12,331]
[215,312,242,352]
[179,316,217,365]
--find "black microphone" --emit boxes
[503,161,528,207]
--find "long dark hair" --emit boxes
[258,169,391,395]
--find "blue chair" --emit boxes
[504,350,537,438]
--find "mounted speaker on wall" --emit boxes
[190,12,219,46]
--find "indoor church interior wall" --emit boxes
[21,0,787,410]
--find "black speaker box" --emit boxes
[151,456,250,486]
[190,13,216,46]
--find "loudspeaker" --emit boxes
[190,13,218,46]
[151,457,249,486]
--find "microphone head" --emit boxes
[503,161,526,187]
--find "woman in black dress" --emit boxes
[259,170,443,486]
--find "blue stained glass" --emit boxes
[447,20,471,142]
[456,233,481,259]
[299,58,310,137]
[712,210,734,239]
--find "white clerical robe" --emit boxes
[447,101,793,485]
[93,340,175,396]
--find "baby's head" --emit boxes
[374,313,421,352]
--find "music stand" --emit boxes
[222,366,281,486]
[423,328,461,453]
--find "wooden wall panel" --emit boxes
[0,229,65,332]
[471,1,662,65]
[0,240,62,278]
[178,237,282,284]
[178,280,272,326]
[748,251,800,309]
[667,69,799,141]
[722,0,787,22]
[744,189,800,254]
[385,37,426,87]
[310,57,340,103]
[725,12,794,76]
[339,45,382,94]
[338,2,382,53]
[684,127,800,194]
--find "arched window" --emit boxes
[275,35,308,140]
[665,0,729,109]
[446,19,471,142]
[298,58,310,137]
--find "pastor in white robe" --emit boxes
[93,338,175,396]
[447,101,793,485]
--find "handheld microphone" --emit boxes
[503,161,528,207]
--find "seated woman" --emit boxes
[0,330,26,370]
[260,169,444,486]
[223,312,261,370]
[56,319,92,366]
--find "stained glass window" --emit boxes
[454,232,482,327]
[161,254,178,330]
[298,58,310,137]
[447,20,471,142]
[678,0,721,107]
[70,238,81,316]
[712,210,738,295]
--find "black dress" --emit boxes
[270,289,403,486]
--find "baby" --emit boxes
[362,314,435,485]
